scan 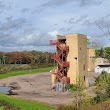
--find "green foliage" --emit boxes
[95,50,100,57]
[95,46,110,62]
[0,100,20,110]
[94,71,109,85]
[0,93,55,110]
[59,99,110,110]
[57,105,80,110]
[66,84,77,91]
[67,77,90,107]
[104,47,110,59]
[57,99,110,110]
[95,47,104,58]
[106,78,110,97]
[94,71,110,103]
[58,72,110,110]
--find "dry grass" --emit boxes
[57,99,110,110]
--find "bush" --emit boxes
[29,63,53,69]
[57,99,110,110]
[94,71,110,103]
[0,64,31,74]
[66,83,77,92]
[57,105,80,110]
[0,63,53,74]
[0,100,20,110]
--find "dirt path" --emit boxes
[0,72,73,106]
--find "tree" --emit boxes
[95,46,110,64]
[94,71,110,103]
[94,18,110,60]
[104,46,110,64]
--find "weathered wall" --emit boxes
[51,33,88,84]
[77,34,88,81]
[66,34,88,84]
[66,34,78,84]
[87,47,95,71]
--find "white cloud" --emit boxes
[48,30,58,37]
[0,0,110,52]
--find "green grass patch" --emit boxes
[0,66,53,79]
[0,93,56,110]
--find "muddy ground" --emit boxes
[0,72,100,106]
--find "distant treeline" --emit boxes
[95,46,110,58]
[0,50,53,64]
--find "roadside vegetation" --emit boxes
[0,93,56,110]
[0,63,53,74]
[0,100,20,110]
[0,66,53,79]
[57,71,110,110]
[57,99,110,110]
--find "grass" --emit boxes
[0,66,55,110]
[0,66,53,79]
[0,93,56,110]
[84,99,110,110]
[57,99,110,110]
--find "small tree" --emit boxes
[94,71,110,103]
[70,77,90,107]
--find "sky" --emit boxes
[0,0,110,52]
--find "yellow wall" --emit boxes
[87,47,95,71]
[78,34,88,79]
[66,34,88,84]
[66,34,78,84]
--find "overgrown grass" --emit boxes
[0,63,54,74]
[0,66,53,79]
[0,93,56,110]
[57,99,110,110]
[0,100,20,110]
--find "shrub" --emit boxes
[0,100,20,110]
[94,71,110,103]
[0,64,53,74]
[0,64,31,74]
[57,105,80,110]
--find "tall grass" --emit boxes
[0,66,53,79]
[57,99,110,110]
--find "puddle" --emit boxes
[0,86,12,94]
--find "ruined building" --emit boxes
[50,33,88,86]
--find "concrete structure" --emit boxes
[87,48,109,72]
[95,58,109,66]
[95,65,110,73]
[87,47,95,71]
[50,33,88,85]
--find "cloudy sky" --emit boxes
[0,0,110,52]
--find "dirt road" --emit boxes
[0,72,73,106]
[0,71,100,106]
